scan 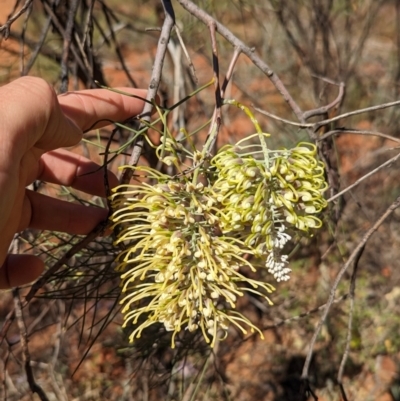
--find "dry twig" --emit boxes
[13,288,49,401]
[301,197,400,379]
[0,0,33,39]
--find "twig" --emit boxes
[261,294,348,330]
[79,0,95,81]
[41,1,92,87]
[303,82,345,120]
[82,0,95,49]
[314,99,400,131]
[272,4,310,76]
[205,20,222,156]
[167,33,185,132]
[181,343,218,401]
[310,74,342,86]
[0,0,33,39]
[221,47,241,96]
[301,197,400,379]
[60,0,79,93]
[23,15,52,75]
[19,0,32,75]
[174,23,197,84]
[99,0,138,88]
[73,30,94,82]
[27,302,52,334]
[318,128,400,144]
[346,0,385,80]
[119,0,175,185]
[13,288,50,401]
[255,107,400,142]
[337,245,364,385]
[70,296,121,377]
[51,300,64,367]
[23,223,108,306]
[327,151,400,203]
[253,106,314,128]
[339,383,349,401]
[176,0,304,121]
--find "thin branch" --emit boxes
[328,151,400,203]
[221,47,241,96]
[261,294,348,330]
[99,0,138,88]
[206,20,222,156]
[119,0,175,185]
[301,197,400,379]
[79,0,95,81]
[318,129,400,144]
[253,106,313,128]
[337,245,364,384]
[0,0,33,39]
[19,0,32,75]
[255,99,400,133]
[13,288,50,401]
[73,30,94,81]
[303,81,345,120]
[339,383,350,401]
[314,99,400,131]
[60,0,79,93]
[346,0,384,79]
[41,1,90,86]
[174,24,197,84]
[23,222,108,306]
[176,0,304,121]
[272,3,310,77]
[82,0,95,48]
[22,15,52,75]
[167,33,185,132]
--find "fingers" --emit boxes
[0,255,44,290]
[58,86,148,132]
[0,77,147,290]
[41,84,147,150]
[0,76,147,156]
[38,149,119,197]
[21,190,110,234]
[0,77,82,158]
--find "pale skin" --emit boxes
[0,76,147,290]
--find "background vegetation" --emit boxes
[1,1,400,400]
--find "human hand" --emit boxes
[0,76,146,289]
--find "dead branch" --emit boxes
[301,197,400,379]
[318,129,400,144]
[119,0,175,185]
[0,0,33,39]
[13,288,49,401]
[176,0,304,121]
[328,151,400,203]
[337,245,363,386]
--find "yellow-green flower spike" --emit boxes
[110,173,275,348]
[110,99,328,348]
[210,141,328,282]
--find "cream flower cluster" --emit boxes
[111,176,274,347]
[211,142,328,281]
[110,140,327,347]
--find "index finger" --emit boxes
[58,87,148,133]
[38,83,147,150]
[0,77,147,154]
